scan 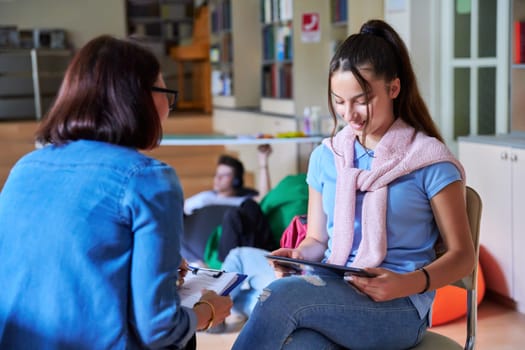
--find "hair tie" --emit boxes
[360,26,378,36]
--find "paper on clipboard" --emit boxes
[178,267,247,308]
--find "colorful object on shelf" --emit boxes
[431,262,486,326]
[256,133,274,139]
[275,131,306,138]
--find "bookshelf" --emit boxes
[126,0,194,56]
[331,0,348,25]
[330,0,349,64]
[258,0,357,118]
[260,0,294,114]
[209,0,261,108]
[512,0,525,132]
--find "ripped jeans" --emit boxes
[231,268,428,350]
[221,247,275,316]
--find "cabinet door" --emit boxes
[512,147,525,312]
[459,141,514,298]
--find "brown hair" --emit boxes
[218,155,244,189]
[328,19,443,143]
[36,35,163,150]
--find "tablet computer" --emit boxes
[265,255,376,278]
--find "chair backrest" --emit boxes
[461,186,483,350]
[411,186,482,350]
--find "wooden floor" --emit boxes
[194,298,525,349]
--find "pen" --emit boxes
[187,265,224,274]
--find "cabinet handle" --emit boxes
[501,152,508,160]
[510,153,518,162]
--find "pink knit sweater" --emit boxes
[323,118,465,268]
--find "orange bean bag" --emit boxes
[431,263,485,326]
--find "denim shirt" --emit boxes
[0,140,196,349]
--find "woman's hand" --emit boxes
[193,290,233,331]
[257,144,272,167]
[267,248,304,278]
[176,258,189,287]
[347,267,429,302]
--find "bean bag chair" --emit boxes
[431,262,485,326]
[182,205,234,263]
[259,173,308,243]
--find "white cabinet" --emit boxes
[459,138,525,314]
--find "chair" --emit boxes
[169,4,212,113]
[411,186,482,350]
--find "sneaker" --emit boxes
[225,312,247,332]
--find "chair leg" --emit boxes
[464,289,477,350]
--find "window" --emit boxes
[440,0,509,146]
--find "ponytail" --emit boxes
[328,19,443,142]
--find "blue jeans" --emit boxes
[231,268,428,350]
[221,247,275,316]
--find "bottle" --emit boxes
[303,106,311,135]
[310,106,321,135]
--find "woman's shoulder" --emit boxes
[413,161,463,198]
[31,140,175,177]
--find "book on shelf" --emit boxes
[278,0,293,22]
[221,33,232,62]
[279,63,293,98]
[331,0,348,24]
[262,26,275,60]
[211,69,223,95]
[211,0,232,32]
[261,0,293,23]
[262,65,272,97]
[276,24,292,61]
[514,21,525,64]
[210,46,220,63]
[178,266,247,308]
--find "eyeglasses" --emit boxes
[152,86,178,111]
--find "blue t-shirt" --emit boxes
[0,140,195,349]
[306,141,462,319]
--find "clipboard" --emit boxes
[178,266,247,308]
[265,255,376,278]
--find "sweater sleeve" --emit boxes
[124,163,197,349]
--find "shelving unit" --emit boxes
[206,0,356,118]
[260,0,294,115]
[0,48,72,120]
[258,0,355,118]
[330,0,348,52]
[209,0,261,108]
[511,0,525,132]
[126,0,194,56]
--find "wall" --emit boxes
[0,0,127,49]
[292,0,332,121]
[348,0,384,34]
[384,0,440,128]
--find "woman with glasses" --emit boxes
[0,35,232,350]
